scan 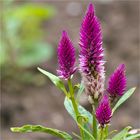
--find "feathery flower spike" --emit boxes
[57,31,76,80]
[96,95,112,127]
[79,3,105,100]
[107,64,127,98]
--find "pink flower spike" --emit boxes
[57,31,76,80]
[96,95,112,127]
[79,3,105,99]
[107,64,127,97]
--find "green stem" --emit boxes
[68,79,78,115]
[68,78,84,140]
[104,125,109,139]
[100,127,104,140]
[92,111,97,139]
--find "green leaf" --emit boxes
[38,67,67,95]
[126,129,140,140]
[112,87,136,113]
[72,132,82,140]
[112,126,132,140]
[64,97,92,124]
[11,125,72,140]
[78,106,93,125]
[64,97,93,140]
[64,97,75,117]
[108,130,118,137]
[77,122,95,140]
[76,82,84,100]
[126,134,140,140]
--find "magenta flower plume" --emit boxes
[79,3,105,99]
[57,31,76,80]
[96,95,112,127]
[107,64,127,97]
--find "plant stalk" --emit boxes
[92,111,97,139]
[68,78,84,140]
[104,125,109,139]
[99,127,104,140]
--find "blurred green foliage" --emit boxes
[1,1,55,67]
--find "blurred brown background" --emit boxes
[1,0,140,140]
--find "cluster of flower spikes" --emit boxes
[57,3,127,127]
[95,64,126,127]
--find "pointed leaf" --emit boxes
[126,134,140,140]
[64,97,92,124]
[112,87,136,113]
[112,126,132,140]
[64,97,76,118]
[126,129,140,140]
[77,122,95,140]
[11,125,72,140]
[38,67,67,94]
[108,130,118,137]
[72,132,82,140]
[64,97,93,140]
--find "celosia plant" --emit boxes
[11,3,140,140]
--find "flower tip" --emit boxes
[119,63,126,70]
[87,2,95,13]
[62,30,67,36]
[100,94,109,104]
[103,94,109,100]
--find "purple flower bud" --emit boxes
[96,95,112,127]
[79,3,105,99]
[57,31,76,80]
[107,64,127,97]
